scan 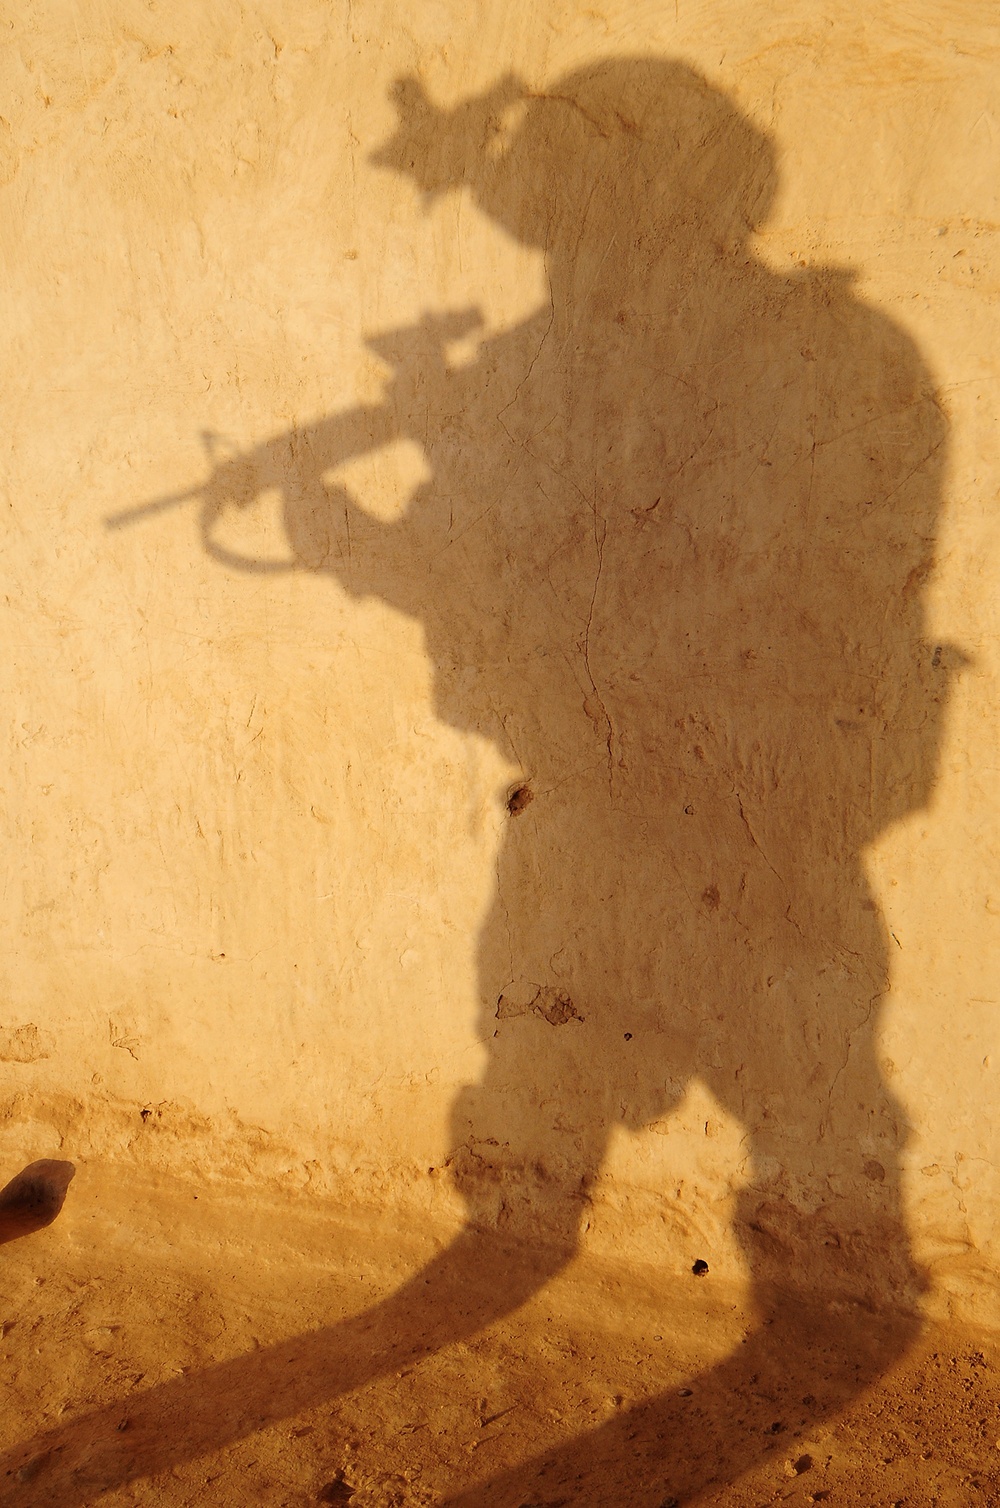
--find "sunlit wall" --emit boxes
[0,0,997,1326]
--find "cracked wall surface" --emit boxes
[0,0,997,1327]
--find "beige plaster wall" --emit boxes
[0,1,997,1324]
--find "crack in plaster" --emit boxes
[579,490,615,801]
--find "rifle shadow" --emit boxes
[13,55,957,1504]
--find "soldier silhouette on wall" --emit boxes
[30,56,954,1505]
[172,57,947,1300]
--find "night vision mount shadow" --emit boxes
[0,1160,75,1245]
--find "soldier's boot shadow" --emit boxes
[439,1214,923,1506]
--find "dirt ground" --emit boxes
[0,1160,998,1507]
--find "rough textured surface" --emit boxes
[0,1,998,1501]
[2,1167,1000,1507]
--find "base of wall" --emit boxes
[1,1088,994,1334]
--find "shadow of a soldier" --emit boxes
[207,54,947,1314]
[10,57,955,1506]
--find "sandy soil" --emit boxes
[0,1160,997,1507]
